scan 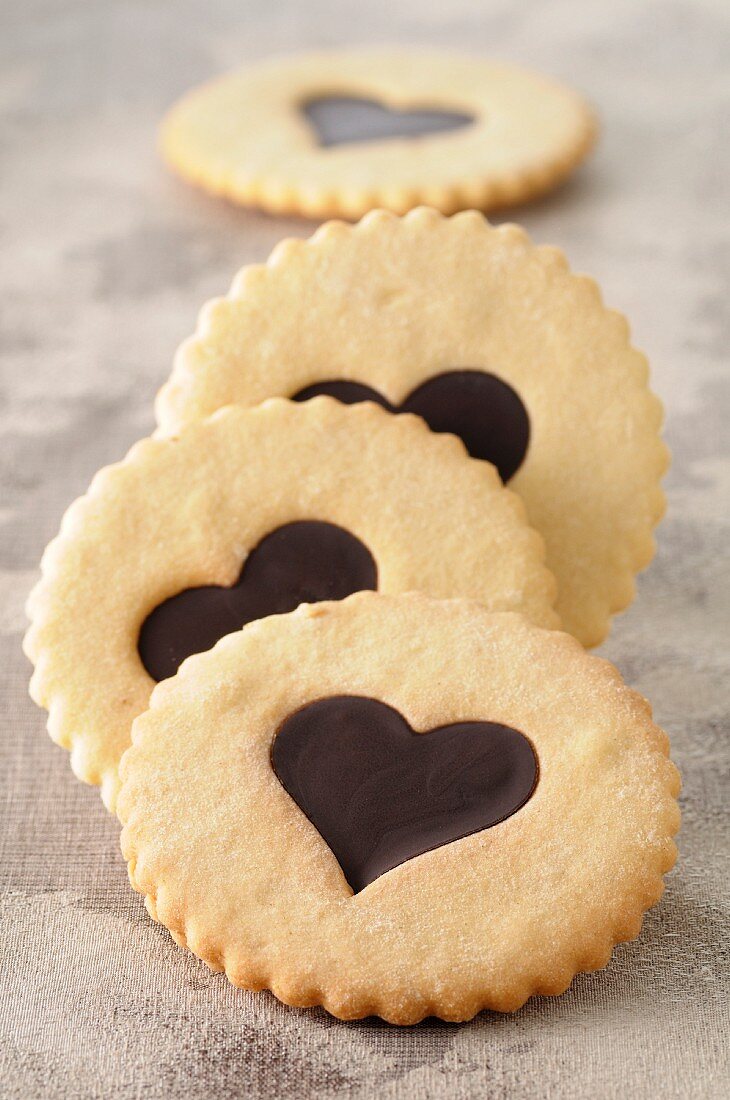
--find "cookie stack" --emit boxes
[25,207,679,1025]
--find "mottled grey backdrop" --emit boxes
[1,1,728,1097]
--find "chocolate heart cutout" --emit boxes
[293,370,530,483]
[139,522,377,682]
[302,95,474,148]
[272,695,538,893]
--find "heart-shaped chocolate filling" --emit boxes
[302,95,474,148]
[139,522,377,682]
[272,695,538,893]
[293,370,530,483]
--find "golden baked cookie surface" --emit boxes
[160,51,596,217]
[118,593,680,1024]
[158,209,668,645]
[24,399,557,809]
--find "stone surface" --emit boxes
[1,1,728,1097]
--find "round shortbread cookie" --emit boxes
[117,592,680,1025]
[157,208,668,646]
[24,399,558,810]
[160,50,596,218]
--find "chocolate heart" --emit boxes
[302,95,474,148]
[272,695,538,893]
[139,522,377,682]
[293,370,530,483]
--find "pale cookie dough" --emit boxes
[117,592,680,1025]
[157,208,668,646]
[160,50,596,218]
[24,398,558,810]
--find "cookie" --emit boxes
[157,208,668,646]
[24,398,558,810]
[160,50,596,218]
[117,592,680,1024]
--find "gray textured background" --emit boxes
[1,2,728,1097]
